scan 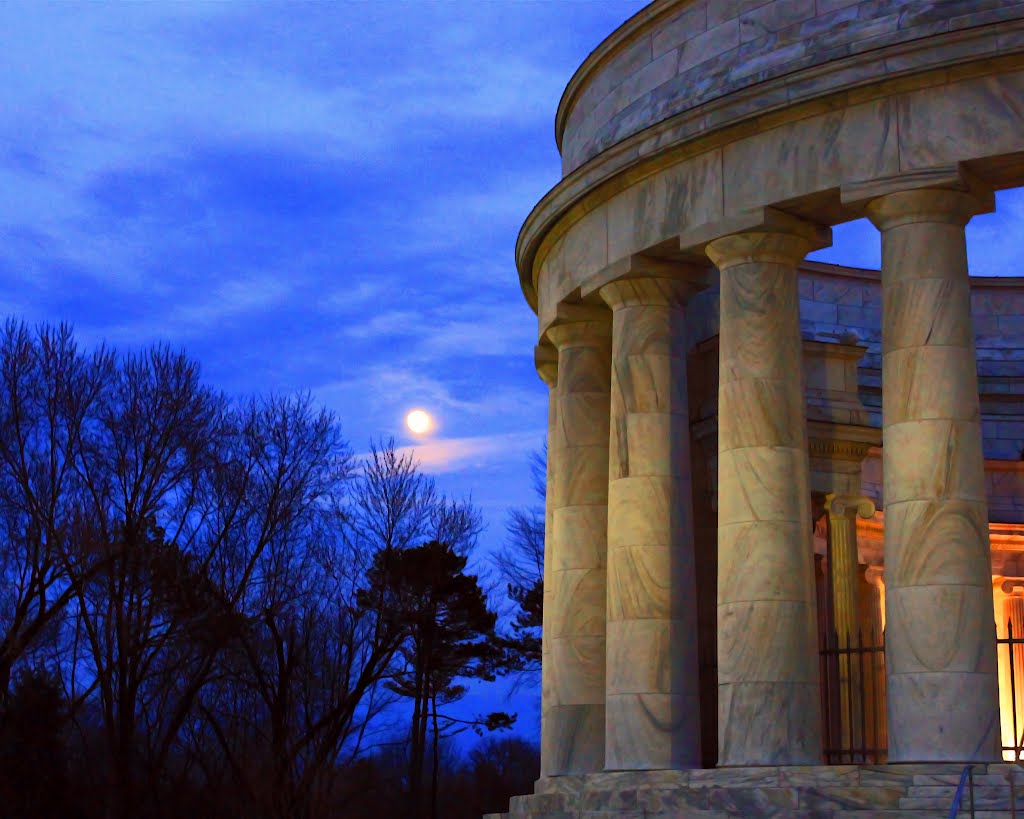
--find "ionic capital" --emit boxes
[864,187,993,231]
[825,492,876,521]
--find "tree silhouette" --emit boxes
[493,445,545,677]
[369,539,513,819]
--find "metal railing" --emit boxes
[819,627,887,764]
[999,619,1024,761]
[948,764,975,818]
[820,620,1024,765]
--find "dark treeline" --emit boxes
[0,321,542,819]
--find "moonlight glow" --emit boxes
[405,409,432,435]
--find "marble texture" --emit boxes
[723,97,899,214]
[536,346,559,781]
[599,276,701,771]
[556,0,1024,173]
[899,70,1024,172]
[705,228,823,766]
[606,151,723,263]
[866,187,1000,762]
[544,317,612,775]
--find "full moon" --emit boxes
[405,409,432,435]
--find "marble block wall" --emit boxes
[685,261,1024,466]
[559,0,1024,173]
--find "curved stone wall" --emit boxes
[525,63,1024,317]
[558,0,1024,174]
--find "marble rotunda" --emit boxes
[495,1,1024,817]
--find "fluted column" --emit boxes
[599,275,701,770]
[542,315,611,775]
[706,226,824,766]
[866,188,999,762]
[826,493,876,755]
[1003,591,1024,756]
[827,494,876,646]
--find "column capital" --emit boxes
[706,230,818,270]
[581,253,715,304]
[677,206,831,267]
[545,304,611,350]
[535,343,557,388]
[825,492,876,521]
[842,163,995,224]
[865,187,993,231]
[598,275,700,310]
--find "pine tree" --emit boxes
[368,539,514,819]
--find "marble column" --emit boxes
[599,275,701,770]
[543,315,611,775]
[535,345,560,778]
[825,493,876,755]
[866,188,999,762]
[705,227,824,766]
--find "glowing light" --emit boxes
[405,409,432,435]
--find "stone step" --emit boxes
[907,784,1024,801]
[902,797,1023,810]
[491,764,1024,818]
[509,793,567,813]
[913,772,1015,786]
[836,813,949,818]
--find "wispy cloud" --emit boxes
[356,430,544,475]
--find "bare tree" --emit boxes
[0,325,524,819]
[492,445,545,676]
[0,321,114,703]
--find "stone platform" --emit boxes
[485,764,1024,818]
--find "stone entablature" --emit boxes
[521,50,1024,321]
[557,0,1024,174]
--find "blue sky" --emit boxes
[2,0,1023,746]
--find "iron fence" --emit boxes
[999,619,1024,762]
[818,621,1024,765]
[819,627,887,764]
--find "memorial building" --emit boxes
[494,1,1024,815]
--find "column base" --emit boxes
[485,764,1024,817]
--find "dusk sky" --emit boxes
[3,1,1024,745]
